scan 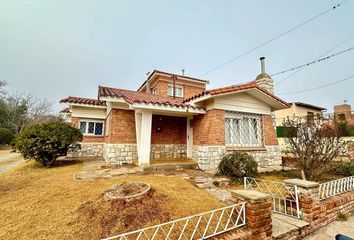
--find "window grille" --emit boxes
[79,120,104,136]
[225,111,263,147]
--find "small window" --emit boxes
[167,84,183,97]
[152,88,157,94]
[79,120,104,136]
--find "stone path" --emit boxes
[304,216,354,240]
[0,151,24,174]
[272,213,309,239]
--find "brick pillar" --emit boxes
[231,190,272,240]
[284,179,321,232]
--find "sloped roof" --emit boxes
[291,102,326,111]
[59,108,71,113]
[137,70,209,92]
[59,96,106,106]
[183,81,289,107]
[99,86,202,109]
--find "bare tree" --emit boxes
[283,116,346,181]
[2,93,53,133]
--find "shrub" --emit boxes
[13,122,82,166]
[0,128,15,145]
[329,162,354,177]
[218,152,258,182]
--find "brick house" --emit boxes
[60,58,289,171]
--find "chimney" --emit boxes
[181,69,185,76]
[260,56,266,73]
[255,57,274,94]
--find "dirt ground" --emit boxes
[0,159,223,240]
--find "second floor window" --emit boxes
[79,120,104,136]
[168,84,183,97]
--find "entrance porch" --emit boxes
[134,108,199,166]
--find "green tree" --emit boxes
[13,122,82,166]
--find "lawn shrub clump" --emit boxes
[218,152,258,182]
[13,122,82,166]
[0,128,14,145]
[329,162,354,177]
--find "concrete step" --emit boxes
[272,213,309,240]
[143,162,198,171]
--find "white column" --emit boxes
[186,116,193,158]
[134,111,142,161]
[139,110,152,165]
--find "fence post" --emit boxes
[231,190,272,240]
[284,179,322,233]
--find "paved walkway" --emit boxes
[304,216,354,240]
[0,151,24,174]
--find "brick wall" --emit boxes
[151,115,186,144]
[105,109,136,144]
[154,80,205,100]
[193,109,225,146]
[262,115,278,146]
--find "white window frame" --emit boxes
[78,119,104,136]
[225,111,263,147]
[152,87,158,94]
[167,84,184,97]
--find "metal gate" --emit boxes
[244,177,300,218]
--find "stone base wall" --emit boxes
[237,146,282,167]
[193,145,282,172]
[103,144,138,164]
[193,146,226,171]
[67,142,104,158]
[150,144,187,159]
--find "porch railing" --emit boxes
[244,177,300,218]
[102,202,246,240]
[319,176,354,200]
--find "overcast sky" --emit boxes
[0,0,353,113]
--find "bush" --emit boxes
[13,122,82,166]
[329,162,354,177]
[218,152,258,182]
[0,128,15,145]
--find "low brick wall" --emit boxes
[103,144,138,164]
[150,144,187,159]
[67,142,104,158]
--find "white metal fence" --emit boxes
[319,176,354,200]
[103,202,246,240]
[244,177,300,218]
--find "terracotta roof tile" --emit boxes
[99,86,202,109]
[59,96,106,106]
[59,108,70,113]
[184,81,289,107]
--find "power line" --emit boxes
[275,33,354,86]
[270,46,354,77]
[201,1,348,76]
[278,74,354,95]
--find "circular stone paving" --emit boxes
[104,182,151,201]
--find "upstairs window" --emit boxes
[152,87,157,94]
[79,120,104,136]
[225,111,263,147]
[167,84,183,97]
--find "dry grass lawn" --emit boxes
[0,160,223,240]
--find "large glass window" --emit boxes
[79,120,104,136]
[225,111,262,147]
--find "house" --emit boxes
[274,102,326,127]
[334,103,354,126]
[60,57,289,171]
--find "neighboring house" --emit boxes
[274,102,326,127]
[334,103,354,126]
[60,58,289,171]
